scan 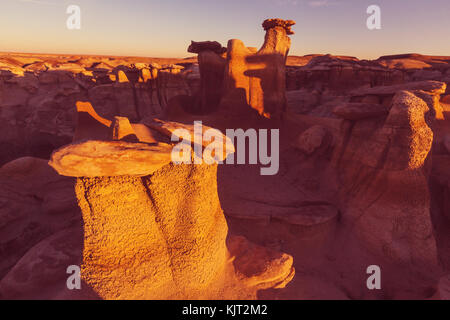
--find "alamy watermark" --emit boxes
[170,121,279,176]
[366,265,381,290]
[366,5,381,30]
[66,265,81,290]
[66,5,81,30]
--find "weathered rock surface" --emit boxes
[0,54,197,165]
[443,135,450,154]
[2,30,450,302]
[333,90,439,269]
[0,227,83,300]
[437,276,450,300]
[49,140,173,177]
[0,157,79,282]
[41,102,294,299]
[293,125,330,155]
[195,49,227,113]
[273,205,338,227]
[262,18,296,35]
[431,155,450,221]
[1,50,449,166]
[285,55,450,118]
[219,18,295,119]
[228,236,295,289]
[75,162,294,299]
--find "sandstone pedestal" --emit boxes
[46,102,294,299]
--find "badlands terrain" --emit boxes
[0,18,450,299]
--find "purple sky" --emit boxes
[1,0,449,59]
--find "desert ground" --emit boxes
[0,18,450,300]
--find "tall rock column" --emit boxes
[187,41,227,114]
[220,18,295,119]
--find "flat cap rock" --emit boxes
[187,41,227,54]
[49,140,173,177]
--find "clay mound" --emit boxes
[184,18,295,119]
[332,89,439,269]
[0,157,79,293]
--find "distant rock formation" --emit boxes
[186,18,296,119]
[0,54,197,166]
[187,41,227,113]
[220,19,295,119]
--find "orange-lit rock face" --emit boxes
[75,163,294,299]
[49,140,173,177]
[76,163,229,299]
[220,19,295,119]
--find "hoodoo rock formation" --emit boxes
[220,19,295,119]
[44,102,294,299]
[184,18,296,119]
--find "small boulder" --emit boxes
[293,125,329,155]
